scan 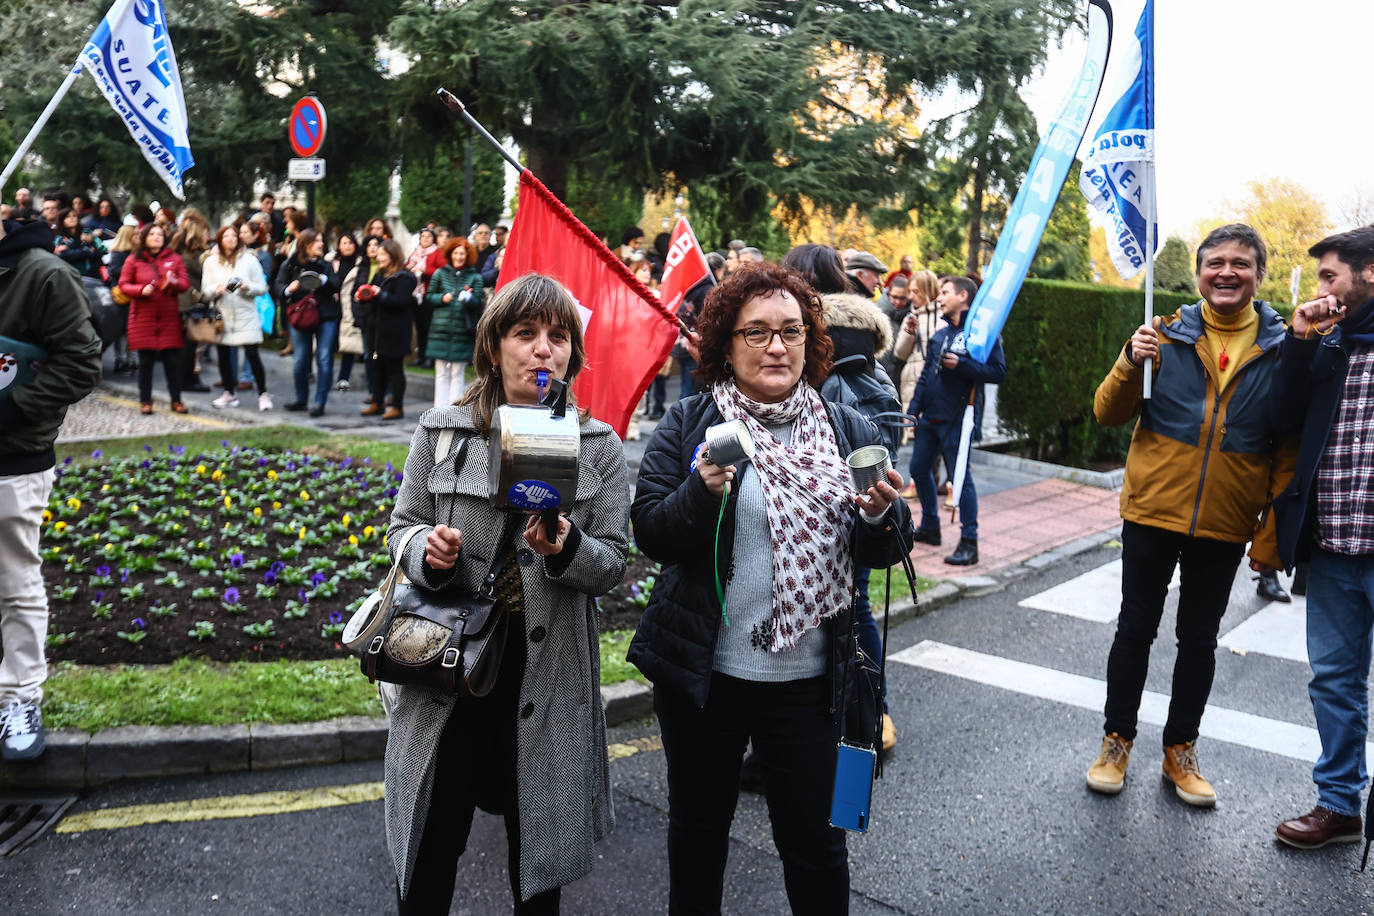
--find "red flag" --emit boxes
[658,216,712,315]
[498,171,680,438]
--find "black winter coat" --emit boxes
[362,269,417,358]
[1273,321,1368,569]
[627,391,914,710]
[274,256,340,323]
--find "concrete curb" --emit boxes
[2,529,1122,790]
[970,447,1125,490]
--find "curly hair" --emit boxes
[694,263,833,389]
[440,236,477,270]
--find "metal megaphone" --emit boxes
[487,374,581,540]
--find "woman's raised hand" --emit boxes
[425,524,463,570]
[523,514,570,555]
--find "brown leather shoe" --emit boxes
[139,403,153,415]
[1275,806,1362,849]
[359,403,382,416]
[170,401,189,414]
[382,406,404,420]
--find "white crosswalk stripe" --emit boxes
[889,639,1371,764]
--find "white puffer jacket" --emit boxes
[200,250,267,346]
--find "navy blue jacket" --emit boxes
[907,310,1006,439]
[1272,316,1371,569]
[627,391,915,710]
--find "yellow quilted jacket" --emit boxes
[1093,301,1297,568]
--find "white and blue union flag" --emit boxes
[1079,0,1154,278]
[80,0,194,199]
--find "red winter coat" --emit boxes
[120,247,189,351]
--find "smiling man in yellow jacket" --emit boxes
[1085,224,1296,807]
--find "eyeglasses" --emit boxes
[732,325,807,348]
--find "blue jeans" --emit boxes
[289,320,338,408]
[1305,548,1374,817]
[907,418,977,541]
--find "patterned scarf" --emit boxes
[712,380,856,651]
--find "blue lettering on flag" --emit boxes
[80,0,194,199]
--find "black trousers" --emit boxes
[216,344,266,394]
[1103,520,1245,746]
[372,355,407,410]
[398,626,560,916]
[654,673,848,916]
[136,348,181,404]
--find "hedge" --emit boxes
[995,279,1198,467]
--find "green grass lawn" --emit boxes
[45,631,644,732]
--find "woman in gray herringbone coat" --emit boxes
[384,273,630,914]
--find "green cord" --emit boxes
[713,486,730,627]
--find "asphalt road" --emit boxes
[5,547,1373,914]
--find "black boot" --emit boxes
[912,526,941,546]
[1257,569,1291,603]
[944,538,979,566]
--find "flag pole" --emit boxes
[0,57,84,191]
[1142,161,1155,400]
[437,86,690,337]
[435,88,524,173]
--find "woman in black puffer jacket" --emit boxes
[628,263,913,914]
[353,238,416,420]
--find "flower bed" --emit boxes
[42,442,655,666]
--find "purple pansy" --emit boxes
[329,611,343,624]
[263,571,278,586]
[96,565,111,577]
[224,586,240,604]
[91,449,102,458]
[132,618,146,629]
[311,572,326,586]
[230,552,244,568]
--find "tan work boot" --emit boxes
[1162,741,1216,807]
[1086,733,1132,794]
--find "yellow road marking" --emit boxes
[56,734,664,834]
[607,734,663,761]
[96,392,235,429]
[55,781,385,834]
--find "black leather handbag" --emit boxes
[357,496,518,698]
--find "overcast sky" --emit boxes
[990,0,1370,240]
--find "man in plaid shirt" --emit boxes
[1274,225,1374,850]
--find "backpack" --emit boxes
[820,354,911,456]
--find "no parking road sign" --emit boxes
[288,97,327,157]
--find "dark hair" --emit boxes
[261,193,275,203]
[888,275,909,290]
[132,223,168,258]
[943,276,977,302]
[780,243,848,295]
[130,204,155,225]
[417,227,436,247]
[1308,226,1374,278]
[376,238,405,275]
[96,197,121,221]
[621,226,644,245]
[57,207,79,232]
[294,229,321,263]
[694,263,833,389]
[1196,223,1267,280]
[460,274,588,432]
[335,232,358,252]
[442,236,477,269]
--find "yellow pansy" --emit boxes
[53,520,67,533]
[42,509,52,523]
[298,527,307,540]
[211,469,224,482]
[341,514,350,528]
[224,496,233,509]
[196,465,207,475]
[272,501,282,510]
[66,497,81,510]
[267,470,278,481]
[253,507,262,517]
[348,535,358,546]
[130,504,139,513]
[299,490,310,501]
[101,484,110,492]
[362,525,375,539]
